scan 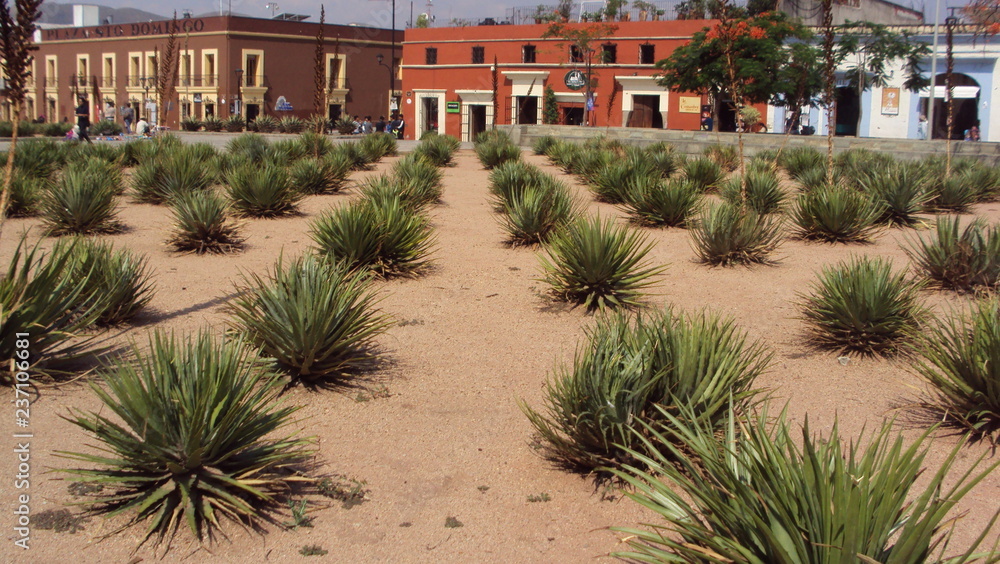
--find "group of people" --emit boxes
[349,113,405,139]
[68,97,152,143]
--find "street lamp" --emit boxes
[944,12,958,174]
[376,54,394,115]
[139,76,153,120]
[234,68,244,117]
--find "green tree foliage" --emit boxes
[543,86,559,125]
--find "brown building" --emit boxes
[11,14,402,129]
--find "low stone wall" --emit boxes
[508,125,1000,166]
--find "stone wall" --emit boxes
[509,125,1000,166]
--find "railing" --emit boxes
[126,74,219,88]
[326,76,351,90]
[504,0,747,25]
[43,77,58,88]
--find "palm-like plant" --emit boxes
[621,177,701,228]
[0,238,107,381]
[225,162,302,217]
[59,238,155,326]
[612,406,1000,563]
[310,198,435,277]
[357,131,398,162]
[499,182,579,246]
[778,146,825,178]
[589,161,656,204]
[295,130,335,159]
[413,134,460,167]
[691,202,783,266]
[791,183,882,243]
[531,135,558,156]
[475,139,522,170]
[58,331,314,547]
[229,255,391,383]
[860,165,931,226]
[905,215,1000,292]
[915,298,1000,442]
[41,167,122,235]
[488,161,550,209]
[390,153,444,208]
[288,156,351,195]
[681,157,724,192]
[4,170,47,217]
[226,133,272,162]
[703,144,739,172]
[539,215,664,310]
[167,192,245,254]
[793,165,836,192]
[719,169,786,214]
[800,255,926,355]
[925,174,978,213]
[521,308,770,472]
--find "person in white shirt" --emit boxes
[135,118,151,136]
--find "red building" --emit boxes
[11,15,401,129]
[400,20,726,141]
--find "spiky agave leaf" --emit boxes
[389,153,444,208]
[539,215,664,310]
[57,331,314,547]
[357,131,398,162]
[499,181,579,246]
[589,160,656,204]
[791,183,882,243]
[531,135,558,156]
[925,174,978,213]
[288,156,351,195]
[58,238,155,326]
[225,161,303,217]
[413,134,461,167]
[229,254,392,382]
[800,255,927,355]
[488,160,551,210]
[167,191,246,254]
[719,169,786,214]
[690,202,783,266]
[521,308,770,472]
[295,130,336,159]
[703,143,739,172]
[681,157,724,192]
[611,405,1000,563]
[778,146,825,178]
[620,176,701,228]
[860,164,931,226]
[915,298,1000,442]
[4,169,48,217]
[905,215,1000,292]
[41,167,123,235]
[475,139,522,170]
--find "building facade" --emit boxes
[400,21,721,141]
[3,15,402,129]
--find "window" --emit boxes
[203,52,216,86]
[570,45,584,63]
[425,47,438,65]
[245,54,259,86]
[472,46,485,64]
[102,55,114,88]
[601,43,617,64]
[522,44,536,63]
[639,44,655,65]
[180,52,192,85]
[328,57,342,89]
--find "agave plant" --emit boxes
[229,254,391,382]
[225,162,303,217]
[9,138,65,179]
[475,139,522,170]
[413,134,461,167]
[278,116,306,134]
[4,170,47,217]
[703,144,739,172]
[331,141,372,171]
[791,183,882,243]
[778,146,825,178]
[59,238,155,326]
[924,174,978,213]
[860,165,931,226]
[58,331,314,546]
[41,167,123,235]
[915,298,1000,442]
[521,308,770,472]
[390,153,444,207]
[645,145,678,178]
[310,198,435,277]
[67,157,125,195]
[621,177,701,228]
[800,255,926,355]
[589,160,656,204]
[223,114,246,133]
[489,160,551,209]
[531,135,558,156]
[792,165,835,192]
[539,215,664,310]
[691,202,783,266]
[0,238,108,381]
[612,405,1000,563]
[719,169,786,214]
[499,181,579,246]
[288,156,351,195]
[546,142,583,173]
[357,131,398,162]
[226,133,272,162]
[835,148,897,188]
[253,114,279,133]
[958,165,1000,202]
[681,157,724,192]
[167,191,246,254]
[905,215,1000,292]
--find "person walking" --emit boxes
[75,98,93,144]
[362,116,374,134]
[917,114,927,140]
[122,104,134,134]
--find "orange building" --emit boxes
[400,20,724,141]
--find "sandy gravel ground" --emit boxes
[0,146,998,563]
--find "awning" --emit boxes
[920,85,980,99]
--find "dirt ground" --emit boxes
[1,146,998,563]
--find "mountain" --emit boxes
[38,2,167,25]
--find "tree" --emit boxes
[962,0,1000,39]
[313,4,326,130]
[543,86,559,124]
[834,21,930,138]
[820,0,836,182]
[542,22,619,127]
[0,0,43,228]
[415,14,430,28]
[156,12,180,128]
[656,10,811,133]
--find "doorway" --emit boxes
[246,104,260,123]
[628,95,662,128]
[834,87,859,136]
[563,106,584,126]
[422,97,439,133]
[469,105,487,141]
[328,104,342,123]
[922,73,981,140]
[517,96,538,125]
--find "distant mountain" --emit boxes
[38,2,167,25]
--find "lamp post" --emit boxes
[376,54,394,115]
[139,76,152,120]
[944,12,957,175]
[234,68,244,117]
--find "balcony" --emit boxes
[126,74,219,88]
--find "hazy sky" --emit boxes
[75,0,509,27]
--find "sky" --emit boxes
[70,0,511,27]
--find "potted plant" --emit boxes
[604,0,628,21]
[532,4,548,23]
[634,0,653,20]
[557,0,572,22]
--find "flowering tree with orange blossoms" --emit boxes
[963,0,1000,39]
